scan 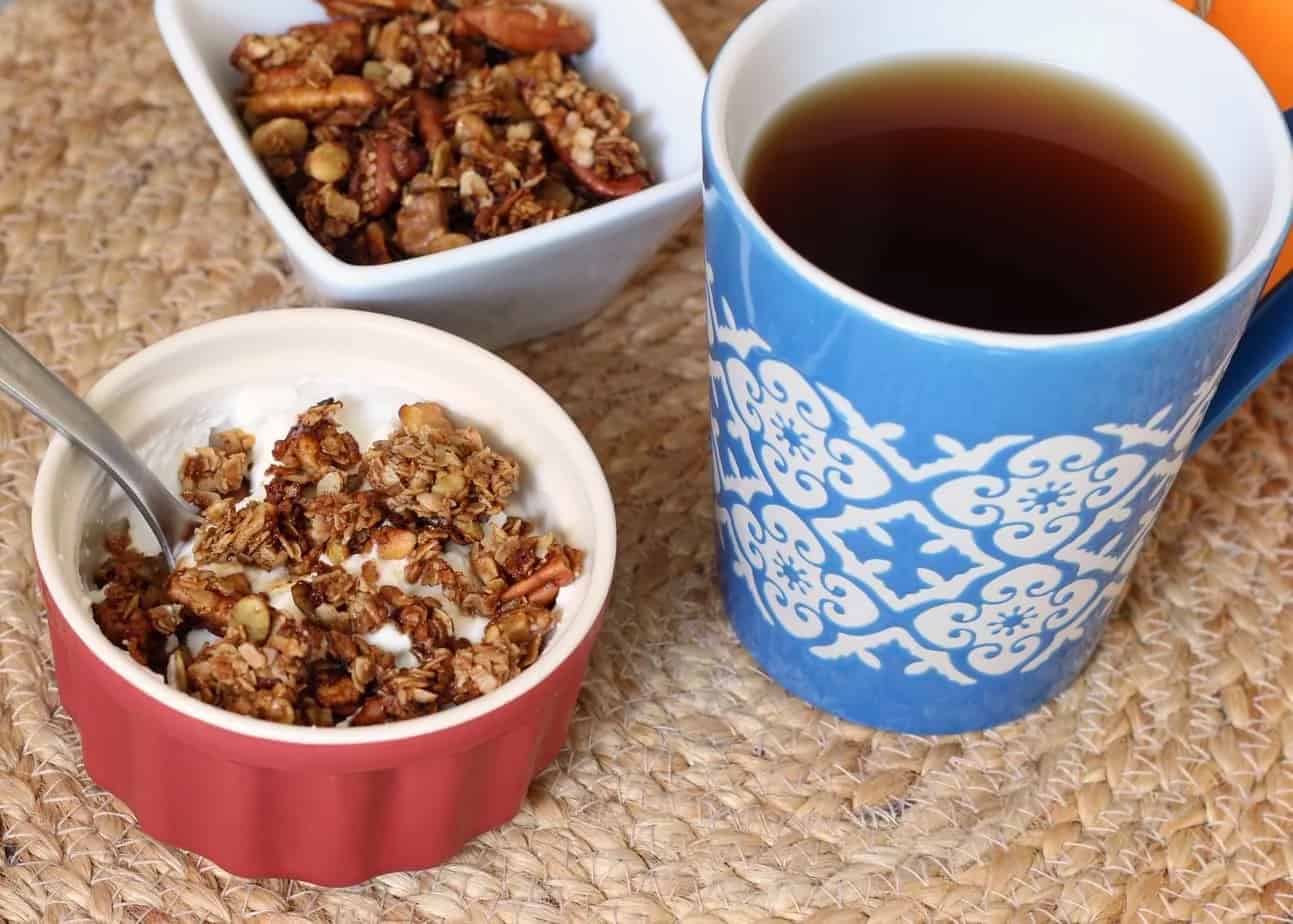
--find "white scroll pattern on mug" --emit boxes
[707,264,1224,685]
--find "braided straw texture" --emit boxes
[1,0,1292,920]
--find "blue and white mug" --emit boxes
[702,0,1293,733]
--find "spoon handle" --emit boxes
[0,327,190,566]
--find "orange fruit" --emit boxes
[1177,0,1292,291]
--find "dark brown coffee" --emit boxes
[744,57,1229,334]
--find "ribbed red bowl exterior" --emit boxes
[43,573,602,885]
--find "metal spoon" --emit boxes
[0,327,200,568]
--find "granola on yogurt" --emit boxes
[90,400,583,727]
[231,0,653,264]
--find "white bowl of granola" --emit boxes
[154,0,706,348]
[31,308,616,883]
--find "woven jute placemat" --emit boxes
[1,0,1292,920]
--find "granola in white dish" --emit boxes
[231,0,653,264]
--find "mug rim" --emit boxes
[702,0,1293,350]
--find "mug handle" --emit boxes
[1189,107,1293,453]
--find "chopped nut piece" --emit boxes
[450,641,516,702]
[351,127,425,216]
[179,428,255,510]
[343,221,398,265]
[305,141,352,182]
[231,595,272,643]
[166,566,253,633]
[316,470,346,496]
[398,400,450,431]
[251,118,310,159]
[374,526,417,559]
[291,580,317,618]
[326,539,350,565]
[166,648,190,692]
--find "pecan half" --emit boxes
[540,109,649,198]
[499,546,579,603]
[351,128,427,216]
[244,76,380,127]
[321,0,442,21]
[456,2,593,55]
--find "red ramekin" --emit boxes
[31,309,616,885]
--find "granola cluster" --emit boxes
[231,0,652,264]
[91,400,582,727]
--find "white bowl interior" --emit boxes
[711,0,1287,275]
[168,0,703,189]
[32,309,616,744]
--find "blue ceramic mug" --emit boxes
[702,0,1293,733]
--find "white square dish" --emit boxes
[154,0,706,347]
